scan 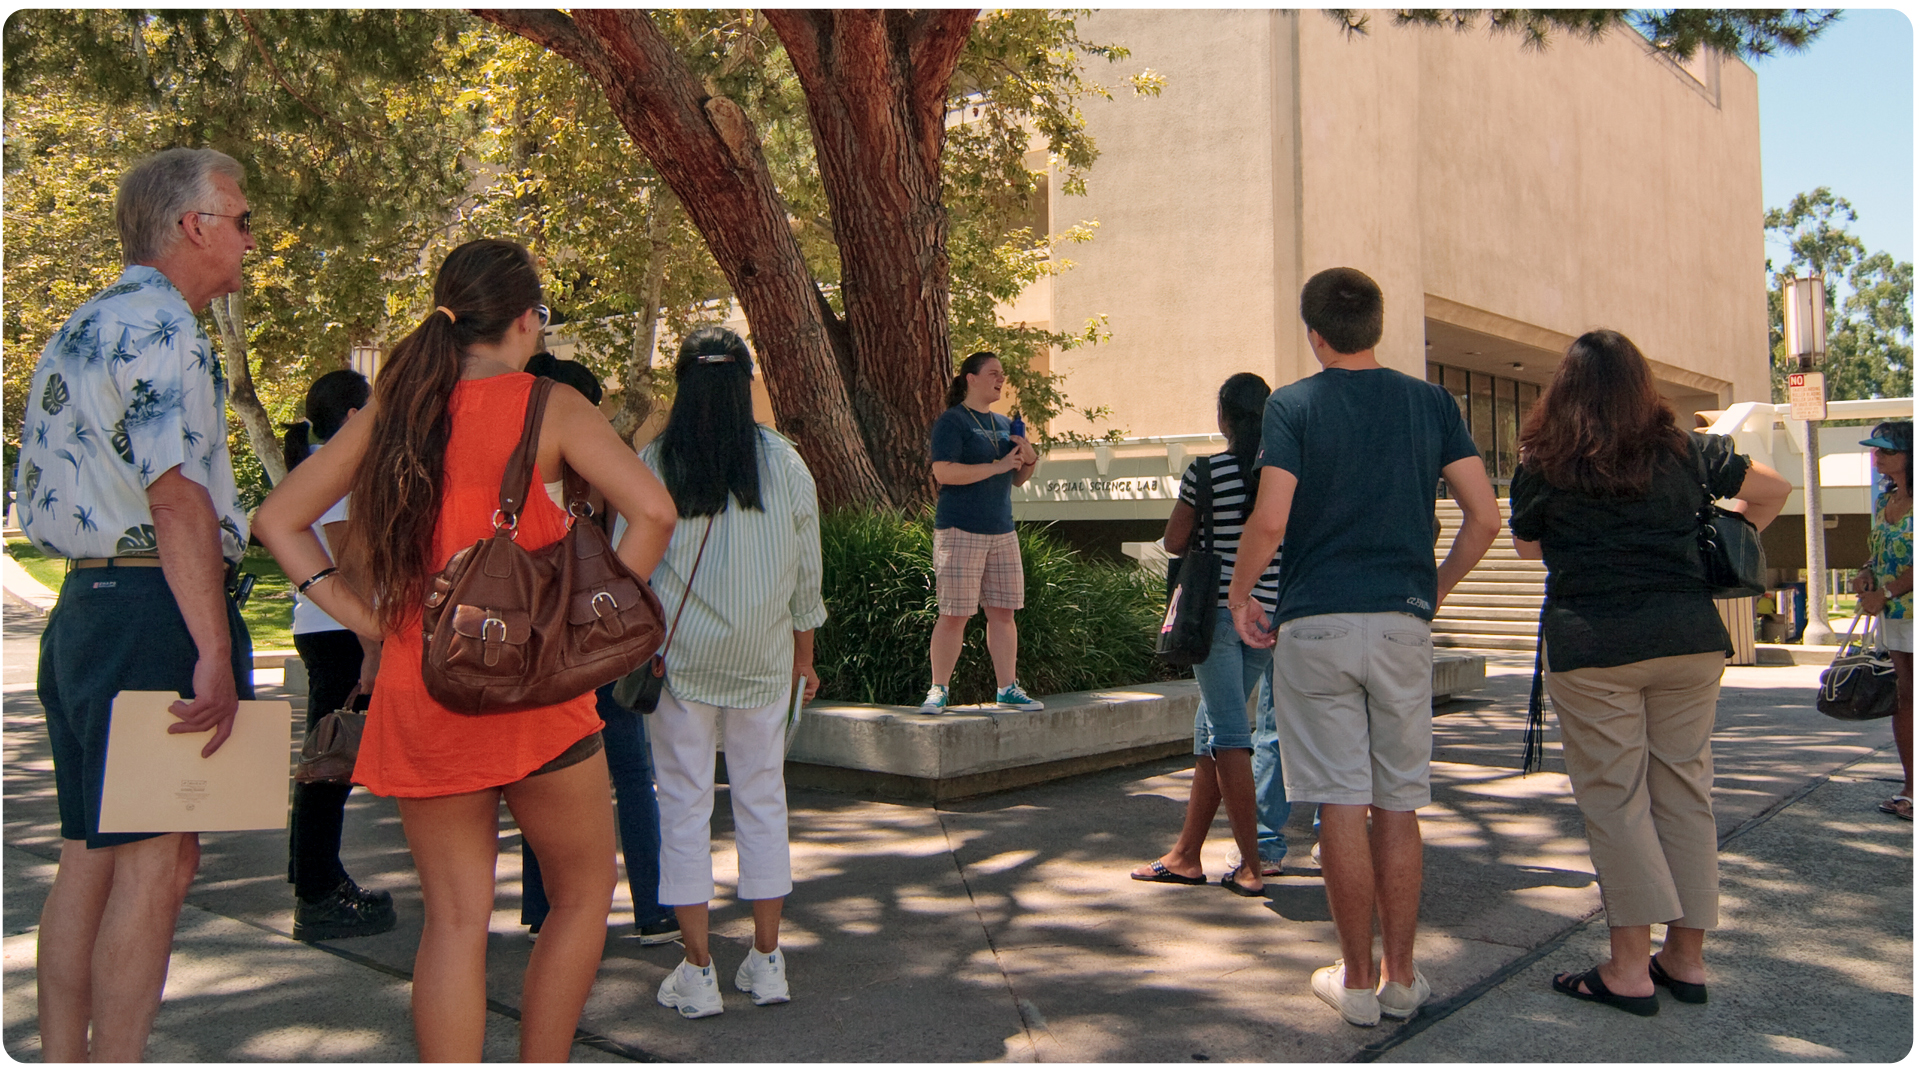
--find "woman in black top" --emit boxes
[1510,330,1789,1016]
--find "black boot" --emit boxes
[294,878,397,942]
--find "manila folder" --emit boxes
[97,691,293,834]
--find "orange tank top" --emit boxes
[353,373,601,798]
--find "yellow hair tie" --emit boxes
[434,305,457,324]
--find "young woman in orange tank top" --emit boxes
[254,239,677,1061]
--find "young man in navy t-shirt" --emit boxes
[1227,268,1499,1026]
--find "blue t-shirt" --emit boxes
[1259,366,1479,624]
[931,405,1015,535]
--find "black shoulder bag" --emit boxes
[1157,460,1220,666]
[1689,435,1767,600]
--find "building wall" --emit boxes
[1045,8,1285,439]
[1039,10,1769,446]
[1406,17,1769,405]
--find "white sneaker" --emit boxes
[1311,961,1381,1027]
[919,684,949,715]
[657,958,724,1018]
[734,946,791,1005]
[1310,842,1321,868]
[1225,848,1286,876]
[1376,965,1431,1019]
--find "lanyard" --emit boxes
[965,407,1001,448]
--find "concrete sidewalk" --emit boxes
[2,607,1911,1062]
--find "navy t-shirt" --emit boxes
[931,405,1016,535]
[1260,366,1479,624]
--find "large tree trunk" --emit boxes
[208,291,287,485]
[764,9,975,509]
[476,8,891,510]
[609,191,672,443]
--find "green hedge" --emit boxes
[814,507,1179,706]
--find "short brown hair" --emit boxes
[1300,267,1383,354]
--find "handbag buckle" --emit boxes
[590,591,618,619]
[481,616,509,643]
[492,510,519,537]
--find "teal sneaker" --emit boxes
[919,684,949,715]
[995,681,1044,711]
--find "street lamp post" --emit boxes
[1783,274,1834,645]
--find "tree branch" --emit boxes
[235,11,369,143]
[471,8,602,74]
[905,10,979,173]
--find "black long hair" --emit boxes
[282,369,370,472]
[1219,372,1270,499]
[945,351,998,409]
[658,325,763,517]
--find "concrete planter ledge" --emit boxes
[786,651,1486,802]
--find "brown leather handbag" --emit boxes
[420,377,667,714]
[293,704,366,785]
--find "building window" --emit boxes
[1428,362,1542,486]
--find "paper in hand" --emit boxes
[97,691,294,834]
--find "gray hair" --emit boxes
[115,148,245,265]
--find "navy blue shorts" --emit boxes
[37,565,254,848]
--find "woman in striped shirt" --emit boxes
[637,326,827,1020]
[1131,373,1284,898]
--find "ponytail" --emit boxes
[1218,372,1271,500]
[282,420,313,473]
[345,239,543,630]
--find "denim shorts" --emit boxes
[1193,605,1271,756]
[38,565,254,848]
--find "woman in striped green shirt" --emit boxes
[632,326,827,1019]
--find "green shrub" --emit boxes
[815,507,1179,706]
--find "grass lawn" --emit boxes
[7,540,296,650]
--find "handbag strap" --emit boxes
[1193,455,1216,553]
[496,377,555,530]
[1684,433,1718,525]
[658,515,717,661]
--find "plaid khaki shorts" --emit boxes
[933,527,1024,615]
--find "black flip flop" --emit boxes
[1650,956,1708,1004]
[1129,860,1205,885]
[1550,966,1659,1016]
[1219,872,1266,897]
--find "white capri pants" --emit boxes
[648,684,793,906]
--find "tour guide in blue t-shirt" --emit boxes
[919,351,1043,714]
[1225,267,1500,1029]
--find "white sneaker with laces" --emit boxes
[1376,965,1431,1019]
[1311,961,1381,1027]
[734,946,791,1005]
[919,684,949,715]
[657,958,724,1018]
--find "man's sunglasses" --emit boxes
[185,209,253,234]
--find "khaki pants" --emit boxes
[1545,651,1724,929]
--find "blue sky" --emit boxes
[1753,7,1914,267]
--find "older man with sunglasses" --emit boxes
[14,147,257,1061]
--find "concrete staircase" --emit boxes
[1433,498,1543,652]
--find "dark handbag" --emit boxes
[421,378,668,714]
[1687,436,1767,600]
[1817,614,1900,721]
[611,515,716,713]
[293,695,370,785]
[1156,460,1220,666]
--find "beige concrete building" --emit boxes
[1010,8,1770,519]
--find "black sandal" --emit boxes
[1550,966,1659,1016]
[1219,872,1266,897]
[1650,956,1708,1004]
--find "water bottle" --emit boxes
[1009,410,1026,439]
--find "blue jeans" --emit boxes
[1252,674,1292,862]
[522,684,669,928]
[1192,606,1266,755]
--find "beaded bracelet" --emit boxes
[297,567,339,595]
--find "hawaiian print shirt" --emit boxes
[13,265,249,562]
[1870,480,1912,622]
